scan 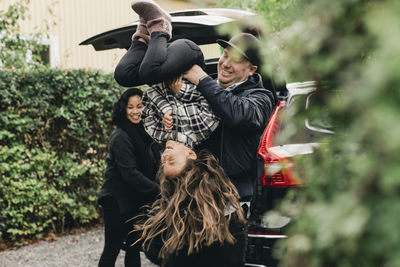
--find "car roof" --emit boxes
[79,8,257,51]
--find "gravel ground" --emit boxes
[0,226,158,267]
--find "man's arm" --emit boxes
[184,65,273,130]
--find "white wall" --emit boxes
[0,0,201,73]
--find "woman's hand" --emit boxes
[168,75,183,95]
[162,110,173,131]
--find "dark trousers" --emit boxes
[98,196,141,267]
[145,211,247,267]
[114,32,203,87]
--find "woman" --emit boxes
[98,88,161,267]
[137,140,247,267]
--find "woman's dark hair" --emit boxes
[112,88,143,125]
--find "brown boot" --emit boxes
[132,16,150,44]
[131,0,172,39]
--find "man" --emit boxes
[184,32,274,202]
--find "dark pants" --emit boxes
[114,32,203,87]
[98,196,141,267]
[145,211,247,267]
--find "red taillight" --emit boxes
[258,101,302,187]
[261,157,299,187]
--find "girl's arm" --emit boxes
[142,86,174,144]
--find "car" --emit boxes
[80,8,326,267]
[247,80,335,266]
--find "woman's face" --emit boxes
[126,95,143,124]
[162,140,197,177]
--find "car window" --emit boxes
[200,43,221,60]
[274,93,333,145]
[305,93,335,134]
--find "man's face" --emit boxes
[217,47,258,88]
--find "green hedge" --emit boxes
[0,68,124,242]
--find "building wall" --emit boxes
[1,0,201,73]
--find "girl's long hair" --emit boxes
[137,150,246,259]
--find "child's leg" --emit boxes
[114,40,147,87]
[139,34,205,85]
[114,8,150,87]
[132,1,204,85]
[132,16,150,44]
[138,32,169,84]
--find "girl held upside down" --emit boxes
[136,140,247,267]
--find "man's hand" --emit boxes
[183,64,208,85]
[168,75,183,95]
[162,110,173,131]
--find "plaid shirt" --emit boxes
[141,80,220,148]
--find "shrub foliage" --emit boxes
[219,0,400,266]
[0,68,123,242]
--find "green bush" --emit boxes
[0,68,123,242]
[218,0,400,266]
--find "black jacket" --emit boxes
[98,126,160,214]
[196,74,274,199]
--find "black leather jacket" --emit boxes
[196,74,274,199]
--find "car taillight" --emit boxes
[261,156,299,187]
[258,101,301,187]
